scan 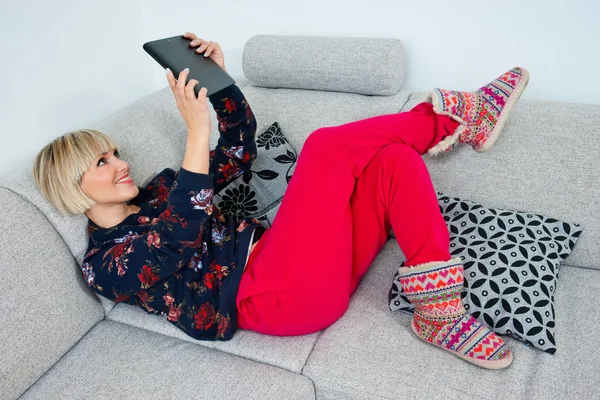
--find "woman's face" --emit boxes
[80,148,139,205]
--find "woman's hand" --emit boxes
[166,68,212,135]
[183,32,227,72]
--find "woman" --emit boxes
[33,32,529,370]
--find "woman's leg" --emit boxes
[348,142,451,294]
[236,102,460,336]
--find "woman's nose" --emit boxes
[118,160,130,170]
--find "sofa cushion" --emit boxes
[105,302,319,373]
[0,188,104,400]
[388,191,583,354]
[213,121,298,228]
[20,320,315,400]
[303,239,600,399]
[393,94,600,271]
[243,34,405,96]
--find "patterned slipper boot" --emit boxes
[427,67,530,156]
[398,257,513,370]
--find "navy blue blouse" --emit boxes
[81,84,265,341]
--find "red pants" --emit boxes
[236,102,460,336]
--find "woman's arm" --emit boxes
[179,33,256,194]
[82,167,214,299]
[208,84,258,194]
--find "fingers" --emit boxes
[183,32,197,40]
[196,87,207,104]
[187,37,221,58]
[185,77,198,101]
[168,67,206,105]
[196,41,210,55]
[204,42,216,57]
[167,68,189,109]
[176,68,189,95]
[166,68,175,89]
[188,38,208,50]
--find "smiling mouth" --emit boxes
[116,175,133,184]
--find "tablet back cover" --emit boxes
[143,35,236,97]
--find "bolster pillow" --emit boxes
[242,34,406,96]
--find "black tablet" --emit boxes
[143,34,236,97]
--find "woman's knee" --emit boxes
[380,143,424,168]
[302,127,337,155]
[377,143,432,184]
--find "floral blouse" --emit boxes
[81,83,265,341]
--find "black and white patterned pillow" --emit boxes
[213,121,297,228]
[388,191,583,354]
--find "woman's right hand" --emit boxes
[166,68,212,135]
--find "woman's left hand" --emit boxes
[183,32,227,72]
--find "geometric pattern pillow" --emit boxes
[388,191,584,354]
[213,121,297,228]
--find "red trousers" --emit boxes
[236,102,460,336]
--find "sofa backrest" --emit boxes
[399,93,600,270]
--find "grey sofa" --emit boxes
[2,34,599,400]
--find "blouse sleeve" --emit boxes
[81,167,215,299]
[208,84,258,194]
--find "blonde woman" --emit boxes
[33,31,529,370]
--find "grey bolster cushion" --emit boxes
[242,34,406,96]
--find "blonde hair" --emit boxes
[33,129,120,217]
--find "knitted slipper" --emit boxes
[427,67,530,156]
[398,258,513,370]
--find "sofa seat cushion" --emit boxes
[303,239,600,399]
[106,303,319,373]
[20,320,315,400]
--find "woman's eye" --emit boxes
[97,149,120,166]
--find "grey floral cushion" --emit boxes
[213,121,297,228]
[388,191,583,354]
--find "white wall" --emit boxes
[141,0,599,104]
[1,0,599,180]
[0,0,155,179]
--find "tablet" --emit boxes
[143,34,236,97]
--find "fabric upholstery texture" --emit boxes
[304,240,600,400]
[389,191,583,354]
[19,320,315,400]
[243,34,405,95]
[0,188,104,399]
[105,302,320,373]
